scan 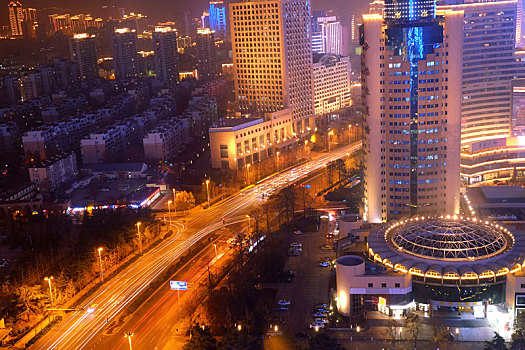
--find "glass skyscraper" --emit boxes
[209,1,227,37]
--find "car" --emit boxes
[288,249,300,256]
[86,304,98,313]
[277,300,291,306]
[326,234,334,239]
[313,318,329,324]
[294,230,303,235]
[309,322,326,329]
[294,247,303,252]
[314,307,329,313]
[290,242,302,248]
[274,306,288,312]
[318,261,330,267]
[320,244,333,250]
[314,303,329,308]
[313,312,328,318]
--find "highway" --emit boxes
[32,141,362,349]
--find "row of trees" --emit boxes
[0,208,163,335]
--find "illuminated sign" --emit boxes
[379,297,387,306]
[170,281,188,290]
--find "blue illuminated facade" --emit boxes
[209,1,227,36]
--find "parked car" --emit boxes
[277,300,291,306]
[318,261,330,267]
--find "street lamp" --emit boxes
[274,325,278,332]
[167,200,172,226]
[356,325,360,333]
[348,124,352,143]
[455,327,460,341]
[246,164,251,185]
[206,179,211,208]
[124,331,134,350]
[276,151,280,171]
[97,247,104,281]
[246,214,251,235]
[213,243,217,258]
[44,276,54,308]
[237,324,242,331]
[172,188,177,215]
[328,130,334,152]
[136,222,142,254]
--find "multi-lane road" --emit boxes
[32,141,362,349]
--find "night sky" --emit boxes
[0,0,370,27]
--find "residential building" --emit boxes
[8,1,24,37]
[112,28,139,80]
[311,13,343,55]
[229,0,315,134]
[153,27,179,85]
[143,118,190,162]
[361,2,463,223]
[81,119,140,164]
[209,108,295,170]
[195,28,217,82]
[19,70,43,101]
[28,153,78,191]
[0,121,20,153]
[313,54,351,116]
[70,33,98,81]
[438,0,525,146]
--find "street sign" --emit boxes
[170,281,188,290]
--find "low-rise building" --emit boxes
[209,108,295,170]
[313,54,351,116]
[28,153,78,191]
[0,121,20,153]
[460,137,525,185]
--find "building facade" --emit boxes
[153,27,179,85]
[112,28,139,80]
[28,153,78,192]
[143,118,190,163]
[313,54,351,116]
[8,1,24,37]
[209,108,295,170]
[209,1,227,37]
[195,28,217,82]
[229,0,315,134]
[70,34,98,81]
[311,13,343,56]
[438,0,525,146]
[361,2,463,223]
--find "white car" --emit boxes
[310,322,326,329]
[290,242,302,248]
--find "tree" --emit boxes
[308,333,343,350]
[176,191,196,211]
[183,323,217,350]
[384,319,403,350]
[430,318,450,349]
[484,332,507,350]
[220,327,254,350]
[15,285,48,321]
[512,311,525,350]
[406,317,422,350]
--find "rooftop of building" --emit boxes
[88,162,147,173]
[209,117,263,132]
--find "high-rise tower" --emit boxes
[112,28,139,80]
[70,34,98,81]
[437,0,525,146]
[195,28,217,82]
[229,0,314,133]
[153,27,179,85]
[362,0,463,223]
[209,1,227,37]
[311,13,343,56]
[8,1,24,37]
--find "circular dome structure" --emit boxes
[388,217,512,261]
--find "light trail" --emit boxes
[33,141,361,349]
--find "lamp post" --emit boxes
[213,243,217,258]
[167,200,172,226]
[246,164,251,185]
[206,179,211,208]
[124,332,134,350]
[328,130,334,152]
[455,327,460,341]
[97,247,104,281]
[348,124,352,143]
[172,188,177,215]
[246,214,251,235]
[136,222,142,254]
[275,151,280,171]
[44,276,54,308]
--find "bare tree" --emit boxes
[406,317,422,349]
[384,319,403,350]
[430,318,450,349]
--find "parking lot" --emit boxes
[272,216,337,335]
